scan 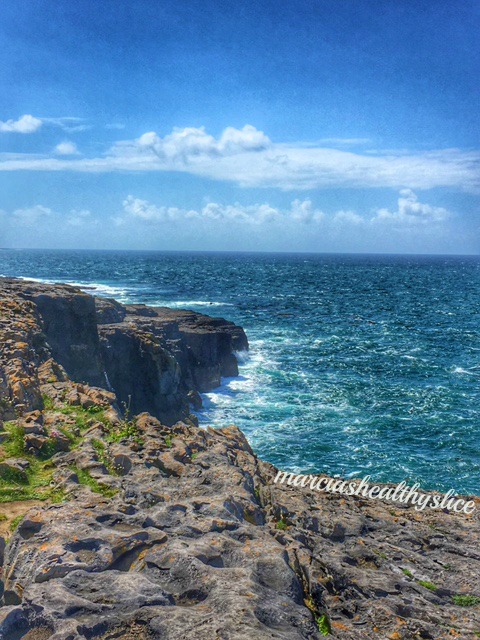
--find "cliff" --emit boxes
[0,278,479,640]
[0,278,248,426]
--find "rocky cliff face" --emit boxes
[0,278,248,426]
[0,278,479,640]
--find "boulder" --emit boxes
[0,458,29,482]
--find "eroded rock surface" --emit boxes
[0,278,479,640]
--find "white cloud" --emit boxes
[4,204,96,228]
[333,210,364,225]
[121,124,271,163]
[121,196,183,223]
[1,192,453,252]
[0,114,42,134]
[42,117,91,133]
[372,189,449,225]
[290,199,324,223]
[54,141,79,156]
[121,196,317,226]
[120,190,449,232]
[12,205,53,225]
[0,124,477,193]
[66,209,95,226]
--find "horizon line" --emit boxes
[0,247,479,258]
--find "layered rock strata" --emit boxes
[0,278,479,640]
[0,278,248,426]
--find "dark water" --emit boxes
[1,249,479,494]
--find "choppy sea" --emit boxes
[1,249,479,494]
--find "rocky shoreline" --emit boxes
[0,277,479,639]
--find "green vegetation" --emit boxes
[42,394,55,410]
[0,398,128,504]
[2,421,26,457]
[417,580,438,592]
[275,515,288,531]
[315,614,331,636]
[164,435,173,448]
[0,416,71,503]
[191,452,198,460]
[402,568,413,578]
[9,514,24,532]
[452,594,480,607]
[55,403,103,433]
[104,418,143,445]
[0,461,67,503]
[91,437,115,473]
[72,466,118,498]
[2,419,73,461]
[54,402,142,446]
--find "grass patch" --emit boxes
[417,580,438,592]
[275,515,288,531]
[91,438,118,474]
[56,404,103,433]
[9,514,24,532]
[164,435,173,448]
[72,466,117,498]
[0,455,66,503]
[93,413,144,447]
[402,568,413,578]
[315,614,331,636]
[105,420,142,444]
[2,422,26,457]
[42,394,55,411]
[452,594,480,607]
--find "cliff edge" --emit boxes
[0,278,479,640]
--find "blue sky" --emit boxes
[0,0,479,253]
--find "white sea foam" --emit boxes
[452,366,478,376]
[152,300,233,308]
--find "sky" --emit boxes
[0,0,479,253]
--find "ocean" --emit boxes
[1,249,479,494]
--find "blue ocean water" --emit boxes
[1,249,479,494]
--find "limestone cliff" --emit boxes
[0,278,248,426]
[0,278,479,640]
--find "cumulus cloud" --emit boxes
[4,204,96,228]
[118,124,271,163]
[333,210,364,225]
[0,123,477,193]
[54,141,79,156]
[372,189,449,225]
[290,199,324,223]
[121,196,184,223]
[1,192,453,251]
[119,190,450,231]
[121,196,319,226]
[0,114,42,134]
